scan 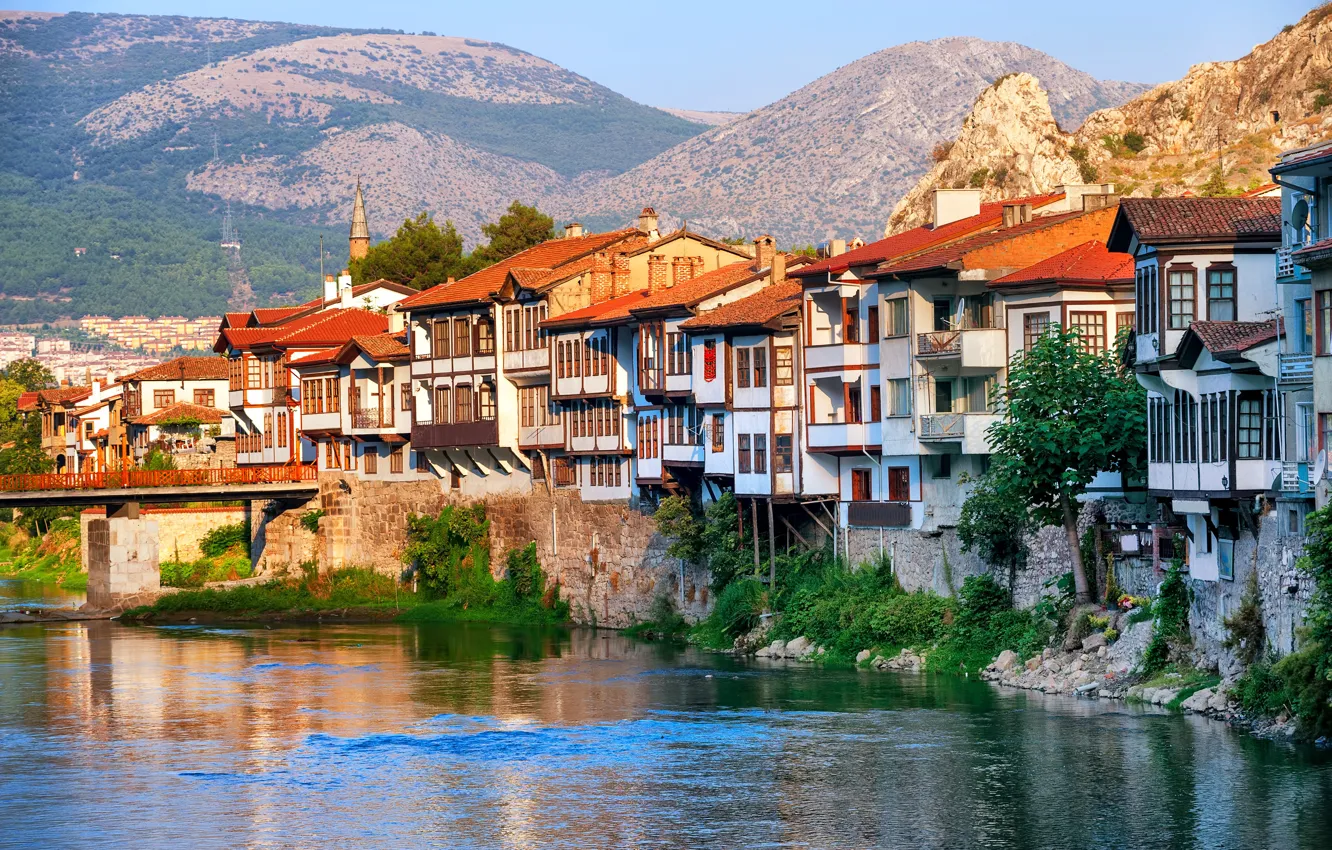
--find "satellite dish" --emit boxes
[1315,450,1327,484]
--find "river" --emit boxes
[1,587,1330,849]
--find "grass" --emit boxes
[125,566,417,619]
[0,518,85,591]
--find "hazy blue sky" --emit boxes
[27,1,1315,111]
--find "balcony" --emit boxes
[503,347,550,378]
[804,343,873,371]
[352,408,396,430]
[518,423,564,449]
[847,501,912,528]
[916,328,1006,371]
[806,421,881,453]
[918,412,999,453]
[1276,247,1311,282]
[1281,461,1313,495]
[411,419,498,449]
[1279,352,1313,384]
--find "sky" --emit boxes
[23,1,1317,112]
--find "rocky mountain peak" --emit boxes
[885,72,1083,234]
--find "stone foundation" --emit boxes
[85,516,161,611]
[81,505,249,565]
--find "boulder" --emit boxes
[872,655,888,669]
[784,636,811,658]
[1025,656,1042,672]
[1081,632,1108,652]
[856,649,872,665]
[993,650,1020,672]
[757,639,784,658]
[1180,687,1215,714]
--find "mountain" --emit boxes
[890,5,1332,229]
[563,37,1146,245]
[0,11,1144,323]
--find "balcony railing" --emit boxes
[411,419,499,449]
[1277,247,1296,279]
[352,408,394,429]
[1281,461,1311,494]
[0,464,317,492]
[847,501,912,528]
[919,413,964,439]
[1279,352,1313,383]
[917,331,962,356]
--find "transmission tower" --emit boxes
[221,201,240,248]
[211,129,220,165]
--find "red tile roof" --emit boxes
[252,306,309,325]
[348,332,410,362]
[132,401,226,426]
[989,241,1134,289]
[541,290,651,329]
[35,386,91,406]
[1183,320,1280,358]
[1109,198,1281,247]
[681,280,803,330]
[222,312,253,328]
[398,229,642,311]
[630,261,761,315]
[119,355,228,383]
[16,391,40,412]
[875,211,1084,277]
[792,193,1065,279]
[215,309,388,352]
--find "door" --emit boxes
[933,298,952,331]
[934,379,954,414]
[887,466,910,502]
[850,468,873,501]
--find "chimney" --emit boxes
[771,253,787,285]
[611,251,630,298]
[638,207,660,241]
[590,251,613,303]
[647,254,668,294]
[388,307,405,334]
[1082,193,1121,212]
[1055,183,1117,212]
[753,234,776,272]
[829,239,847,257]
[565,222,585,239]
[323,273,337,303]
[672,256,700,288]
[339,269,353,308]
[931,188,982,227]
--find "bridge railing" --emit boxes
[0,464,318,493]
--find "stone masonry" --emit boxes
[81,505,249,566]
[85,516,161,611]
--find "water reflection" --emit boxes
[0,577,85,610]
[0,619,1329,849]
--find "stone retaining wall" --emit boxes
[81,505,249,567]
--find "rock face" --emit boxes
[890,6,1332,222]
[886,73,1084,233]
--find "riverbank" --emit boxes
[0,519,85,591]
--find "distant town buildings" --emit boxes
[0,331,160,385]
[78,315,220,354]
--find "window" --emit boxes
[933,454,952,479]
[753,347,767,388]
[1168,268,1195,329]
[193,389,214,407]
[846,384,863,423]
[736,347,751,388]
[844,300,860,343]
[401,383,411,411]
[887,379,911,417]
[505,306,518,352]
[476,318,495,355]
[867,306,880,344]
[478,384,496,421]
[703,339,718,382]
[1116,311,1135,337]
[455,385,473,423]
[229,358,243,391]
[344,439,356,471]
[1297,402,1315,463]
[753,434,767,474]
[433,319,450,359]
[390,446,404,474]
[1207,267,1236,321]
[327,378,340,412]
[1173,389,1198,464]
[888,467,910,502]
[277,412,287,448]
[1070,311,1106,355]
[1238,396,1261,459]
[1319,291,1332,355]
[774,434,792,472]
[1149,394,1172,464]
[416,450,429,473]
[774,346,793,385]
[325,439,338,469]
[153,389,174,408]
[850,468,872,501]
[934,380,953,414]
[711,415,724,453]
[1136,264,1160,335]
[453,317,471,357]
[1295,299,1313,353]
[1023,313,1051,350]
[667,332,690,375]
[364,447,378,474]
[263,412,273,448]
[738,433,751,473]
[869,384,882,421]
[885,299,909,336]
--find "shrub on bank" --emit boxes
[135,565,410,615]
[160,520,253,588]
[0,517,84,591]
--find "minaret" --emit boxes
[349,178,370,261]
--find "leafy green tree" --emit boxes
[349,212,475,290]
[473,201,556,264]
[2,359,54,392]
[982,329,1145,603]
[958,466,1033,588]
[653,495,704,562]
[1199,167,1238,198]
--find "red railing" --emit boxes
[0,464,318,492]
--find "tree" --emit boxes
[981,329,1145,604]
[958,465,1034,590]
[2,359,53,392]
[349,213,475,290]
[473,201,555,264]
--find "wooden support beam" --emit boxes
[751,498,760,575]
[780,515,811,549]
[767,498,776,590]
[799,500,833,540]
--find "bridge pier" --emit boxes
[86,502,161,611]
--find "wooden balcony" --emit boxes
[847,501,912,528]
[411,419,498,449]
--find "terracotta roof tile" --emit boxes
[36,386,91,406]
[119,356,228,383]
[681,281,803,330]
[132,401,225,426]
[875,211,1084,277]
[1183,320,1280,357]
[399,229,642,311]
[267,310,389,348]
[252,306,309,325]
[349,332,411,361]
[792,193,1065,279]
[989,241,1135,289]
[630,261,760,315]
[16,391,40,412]
[541,290,650,329]
[1112,198,1281,245]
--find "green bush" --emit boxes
[867,593,955,647]
[1123,131,1146,153]
[1232,658,1291,717]
[199,521,250,558]
[1223,570,1265,665]
[1142,557,1191,675]
[714,578,766,640]
[299,509,325,534]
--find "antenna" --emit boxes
[319,234,325,284]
